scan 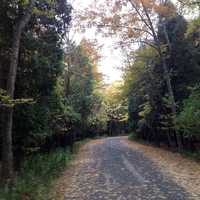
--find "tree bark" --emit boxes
[1,0,35,181]
[167,128,173,147]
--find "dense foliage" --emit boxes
[77,0,199,151]
[104,81,128,136]
[122,10,200,150]
[0,0,106,184]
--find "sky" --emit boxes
[71,0,123,84]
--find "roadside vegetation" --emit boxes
[0,148,71,200]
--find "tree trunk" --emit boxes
[1,1,35,181]
[64,67,71,96]
[1,25,23,181]
[189,135,195,152]
[1,107,14,180]
[160,54,183,152]
[136,1,183,152]
[173,131,178,147]
[162,23,183,152]
[167,128,173,147]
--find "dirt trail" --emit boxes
[52,137,200,200]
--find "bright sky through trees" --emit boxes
[72,0,123,83]
[71,0,198,84]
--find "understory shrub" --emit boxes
[0,148,72,200]
[128,132,139,140]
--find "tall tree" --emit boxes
[0,0,72,181]
[1,0,35,181]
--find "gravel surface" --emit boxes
[63,137,193,200]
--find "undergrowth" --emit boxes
[0,148,72,200]
[128,132,140,141]
[128,132,200,161]
[183,150,200,161]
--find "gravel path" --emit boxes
[64,137,192,200]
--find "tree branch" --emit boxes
[128,0,152,30]
[96,23,154,37]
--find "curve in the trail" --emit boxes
[64,137,190,200]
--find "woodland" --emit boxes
[0,0,199,199]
